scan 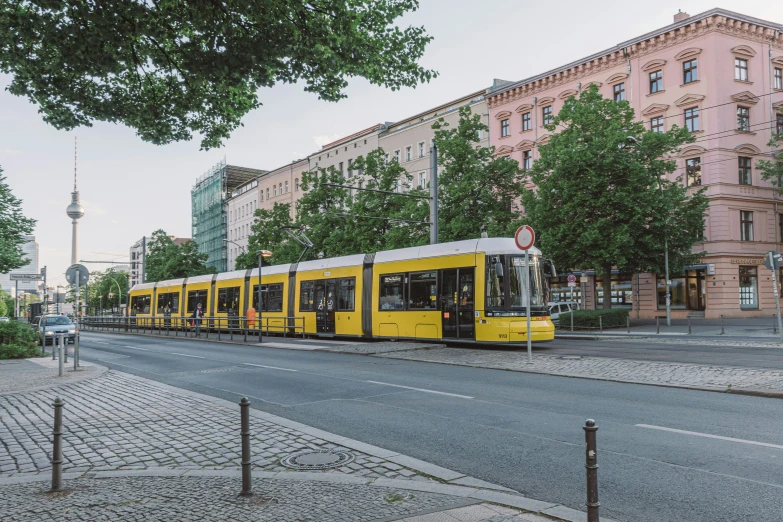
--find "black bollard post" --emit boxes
[688,315,692,335]
[656,317,660,334]
[599,316,603,333]
[720,314,725,335]
[626,315,630,334]
[240,397,252,496]
[584,419,599,522]
[49,397,64,492]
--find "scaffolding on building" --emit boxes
[191,160,267,272]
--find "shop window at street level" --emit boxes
[735,58,749,81]
[657,277,687,310]
[501,119,510,137]
[686,157,701,186]
[596,276,633,309]
[738,157,752,185]
[740,210,754,241]
[739,266,759,310]
[737,106,750,132]
[683,59,698,84]
[649,71,662,94]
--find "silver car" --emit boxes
[39,315,79,344]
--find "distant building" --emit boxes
[0,235,40,296]
[129,236,189,286]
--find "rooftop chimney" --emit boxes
[674,10,690,23]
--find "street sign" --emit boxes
[568,282,577,287]
[567,274,576,283]
[514,225,535,251]
[65,264,90,286]
[9,273,43,281]
[763,251,783,271]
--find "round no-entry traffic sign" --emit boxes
[514,225,535,251]
[567,274,576,283]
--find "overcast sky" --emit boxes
[2,0,782,287]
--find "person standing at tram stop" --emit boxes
[246,305,256,332]
[190,303,204,337]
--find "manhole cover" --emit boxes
[280,449,354,470]
[558,355,582,360]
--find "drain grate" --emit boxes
[280,449,354,470]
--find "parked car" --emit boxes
[548,301,580,325]
[38,315,79,344]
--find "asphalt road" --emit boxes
[76,332,783,522]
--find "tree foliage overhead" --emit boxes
[0,168,36,274]
[432,106,526,242]
[522,86,709,308]
[758,128,783,194]
[144,229,214,282]
[0,1,435,149]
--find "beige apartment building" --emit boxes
[256,159,309,217]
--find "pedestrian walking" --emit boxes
[191,303,204,337]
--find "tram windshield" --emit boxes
[486,255,547,310]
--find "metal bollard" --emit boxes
[51,334,56,360]
[774,315,778,334]
[720,314,725,335]
[74,333,79,370]
[58,336,64,377]
[584,419,600,522]
[688,315,692,335]
[240,397,252,496]
[656,317,660,334]
[599,316,603,333]
[626,315,630,334]
[63,334,68,364]
[571,309,574,332]
[244,323,248,343]
[49,397,65,492]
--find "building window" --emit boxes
[273,185,277,197]
[542,106,553,125]
[339,161,343,174]
[295,178,299,191]
[476,129,484,141]
[338,278,356,311]
[777,114,783,135]
[406,146,412,161]
[651,116,664,133]
[686,158,701,186]
[613,83,626,102]
[279,183,282,195]
[739,266,759,310]
[740,211,754,241]
[347,159,353,178]
[217,287,240,313]
[500,119,510,137]
[738,157,752,185]
[684,107,699,132]
[522,112,531,131]
[393,150,400,162]
[649,70,662,93]
[418,172,426,189]
[657,277,687,310]
[775,68,783,90]
[735,58,749,81]
[683,59,698,84]
[266,188,270,200]
[285,181,289,193]
[379,274,405,310]
[522,150,532,170]
[186,290,208,313]
[737,106,750,132]
[418,142,425,157]
[408,272,437,310]
[251,283,283,312]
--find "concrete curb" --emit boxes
[554,332,782,344]
[0,468,612,522]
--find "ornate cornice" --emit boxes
[641,59,667,72]
[641,103,670,116]
[674,93,706,107]
[495,110,512,120]
[514,139,536,151]
[674,47,702,61]
[731,44,757,57]
[538,97,555,106]
[606,73,629,85]
[515,103,534,113]
[678,145,707,157]
[496,145,513,156]
[487,12,783,110]
[774,100,783,111]
[557,89,578,100]
[730,91,760,105]
[735,143,762,154]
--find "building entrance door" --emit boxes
[686,270,706,311]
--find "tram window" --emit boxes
[486,256,504,308]
[187,290,208,313]
[131,294,151,314]
[251,284,283,312]
[409,272,437,310]
[379,274,405,310]
[338,278,356,311]
[217,287,240,313]
[156,293,179,314]
[300,281,315,312]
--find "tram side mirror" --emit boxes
[546,259,558,278]
[493,257,504,279]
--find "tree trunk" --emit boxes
[602,263,613,310]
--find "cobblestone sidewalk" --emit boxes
[378,348,783,396]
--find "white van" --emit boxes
[548,301,580,324]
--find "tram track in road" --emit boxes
[77,331,783,522]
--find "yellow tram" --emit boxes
[128,238,555,343]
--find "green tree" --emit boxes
[235,203,300,269]
[0,1,435,149]
[145,230,214,281]
[759,129,783,194]
[0,169,36,273]
[432,106,526,242]
[522,86,709,308]
[0,289,9,317]
[86,268,129,313]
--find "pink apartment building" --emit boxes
[487,8,783,318]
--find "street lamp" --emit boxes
[626,136,671,327]
[257,249,273,341]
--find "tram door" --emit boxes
[440,269,475,339]
[315,280,337,333]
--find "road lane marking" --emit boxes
[124,346,148,351]
[243,363,298,372]
[365,380,473,399]
[91,341,110,345]
[636,424,783,450]
[170,353,205,359]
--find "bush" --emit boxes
[0,320,42,359]
[560,309,629,330]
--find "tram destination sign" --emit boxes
[10,273,43,281]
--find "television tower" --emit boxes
[66,136,85,265]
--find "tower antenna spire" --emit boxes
[74,136,78,191]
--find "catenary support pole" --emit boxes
[240,397,252,496]
[49,397,64,492]
[584,419,600,522]
[769,252,783,344]
[429,141,439,245]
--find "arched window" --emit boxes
[273,185,277,197]
[295,178,300,191]
[285,181,289,193]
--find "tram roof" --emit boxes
[297,254,366,273]
[374,238,542,264]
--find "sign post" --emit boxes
[568,274,577,331]
[763,251,783,343]
[515,226,536,364]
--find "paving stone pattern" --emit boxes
[0,359,105,394]
[378,348,783,392]
[0,371,423,480]
[319,341,445,355]
[0,475,474,522]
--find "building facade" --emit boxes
[257,158,309,218]
[487,8,783,318]
[226,177,259,271]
